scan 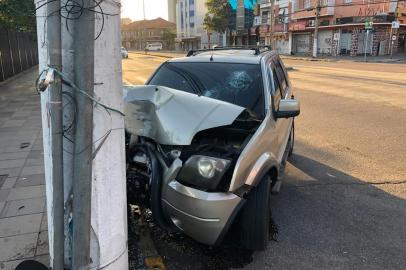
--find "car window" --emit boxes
[278,58,290,85]
[271,68,282,111]
[148,64,196,94]
[148,62,265,118]
[274,60,288,98]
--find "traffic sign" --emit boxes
[364,21,373,29]
[391,21,400,29]
[392,35,397,41]
[333,33,340,41]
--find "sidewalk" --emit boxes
[130,49,406,63]
[0,68,49,269]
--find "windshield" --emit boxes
[148,62,264,118]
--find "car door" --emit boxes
[269,58,292,162]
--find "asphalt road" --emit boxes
[123,52,406,270]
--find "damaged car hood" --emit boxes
[123,85,245,145]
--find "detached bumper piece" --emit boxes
[162,180,243,245]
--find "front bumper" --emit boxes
[162,180,243,245]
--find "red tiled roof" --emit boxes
[122,17,175,31]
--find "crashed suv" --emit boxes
[124,48,300,250]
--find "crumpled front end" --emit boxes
[124,85,262,245]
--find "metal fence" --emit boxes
[0,28,38,82]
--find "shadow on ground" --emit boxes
[128,150,406,270]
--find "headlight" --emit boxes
[177,155,231,190]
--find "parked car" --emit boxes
[145,42,163,51]
[124,47,300,250]
[121,47,128,58]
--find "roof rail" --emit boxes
[186,45,272,57]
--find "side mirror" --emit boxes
[275,99,300,118]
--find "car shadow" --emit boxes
[129,152,406,270]
[259,153,406,270]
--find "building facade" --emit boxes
[168,0,177,23]
[230,0,259,46]
[121,18,176,50]
[257,0,406,56]
[175,0,223,50]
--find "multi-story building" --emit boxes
[121,18,176,50]
[289,0,406,56]
[168,0,177,23]
[175,0,263,50]
[231,0,259,46]
[175,0,223,50]
[256,1,406,56]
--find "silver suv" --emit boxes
[124,47,300,250]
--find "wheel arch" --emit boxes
[241,152,279,189]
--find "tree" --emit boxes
[203,0,232,34]
[0,0,36,32]
[162,28,176,50]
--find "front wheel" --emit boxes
[239,175,271,250]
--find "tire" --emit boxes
[239,175,271,251]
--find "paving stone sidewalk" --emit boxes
[0,68,49,269]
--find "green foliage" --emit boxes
[0,0,36,32]
[203,0,231,33]
[162,28,176,49]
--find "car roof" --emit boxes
[168,49,278,65]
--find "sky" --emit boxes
[121,0,168,21]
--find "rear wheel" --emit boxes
[239,175,271,250]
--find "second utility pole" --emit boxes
[72,0,95,268]
[312,0,321,57]
[46,0,64,269]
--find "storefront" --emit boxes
[339,29,352,55]
[292,33,311,55]
[274,34,290,54]
[317,30,333,55]
[289,21,311,55]
[259,25,269,45]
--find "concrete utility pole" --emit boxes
[71,0,95,268]
[36,0,128,269]
[270,0,275,48]
[45,1,64,269]
[312,0,321,57]
[90,0,129,268]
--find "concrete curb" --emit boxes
[130,51,183,59]
[129,51,406,64]
[0,66,38,87]
[280,56,338,62]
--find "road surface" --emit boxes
[123,52,406,270]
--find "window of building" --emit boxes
[344,0,352,3]
[304,0,311,9]
[190,22,195,28]
[261,11,269,24]
[189,10,194,17]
